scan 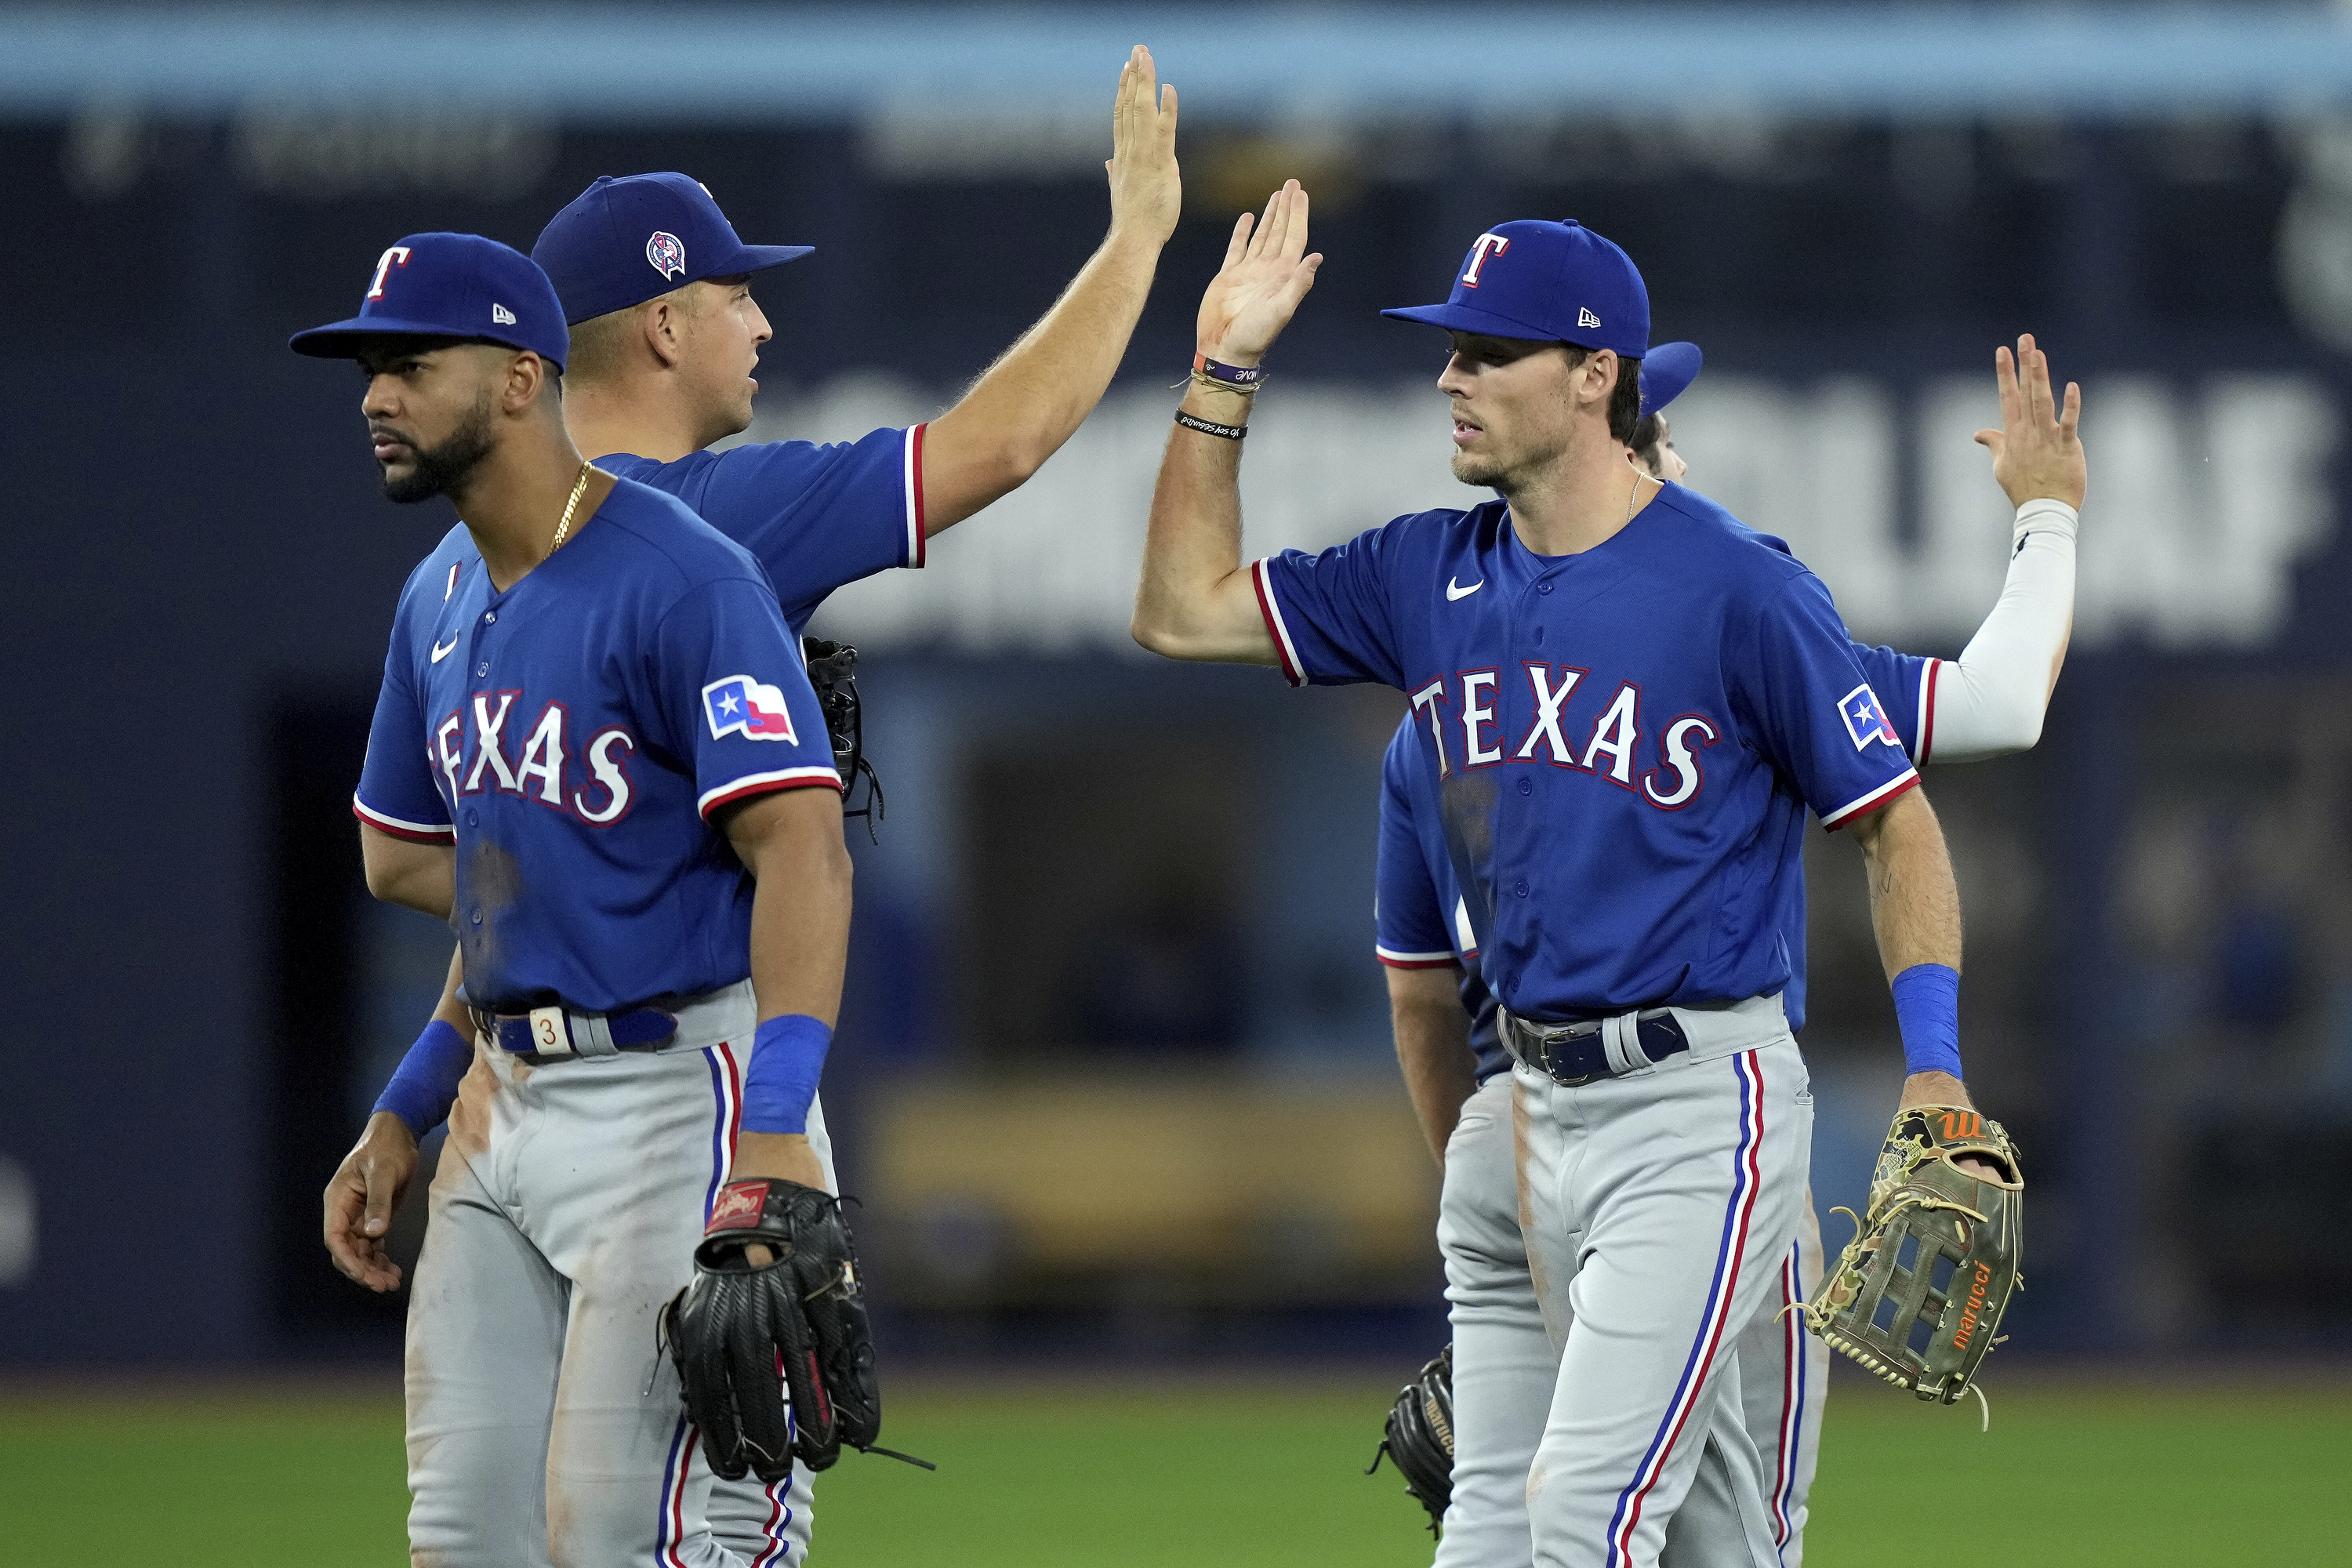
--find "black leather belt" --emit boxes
[1501,1009,1690,1087]
[474,1004,679,1063]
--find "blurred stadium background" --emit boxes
[4,1,2351,1560]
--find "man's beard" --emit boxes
[383,393,495,504]
[1451,448,1512,493]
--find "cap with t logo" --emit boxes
[1381,219,1649,360]
[532,172,814,326]
[288,231,568,369]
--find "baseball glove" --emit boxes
[802,637,884,839]
[662,1178,931,1479]
[1805,1105,2024,1410]
[1366,1345,1454,1536]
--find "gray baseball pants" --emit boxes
[1436,1066,1826,1567]
[1511,1006,1813,1568]
[405,982,830,1568]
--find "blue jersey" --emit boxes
[354,478,841,1014]
[601,424,924,633]
[1259,485,1920,1022]
[1374,717,1509,1083]
[1378,642,1929,1051]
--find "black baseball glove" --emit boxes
[662,1177,930,1479]
[1367,1345,1454,1536]
[802,637,884,839]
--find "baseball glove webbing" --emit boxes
[1804,1105,2023,1428]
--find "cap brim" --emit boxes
[1379,300,1568,340]
[1639,341,1703,413]
[289,317,557,368]
[289,315,481,358]
[728,243,815,276]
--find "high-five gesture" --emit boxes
[1106,45,1181,247]
[1197,180,1323,365]
[1974,332,2085,510]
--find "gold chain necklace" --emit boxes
[548,463,592,554]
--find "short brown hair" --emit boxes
[563,283,702,386]
[1563,344,1643,445]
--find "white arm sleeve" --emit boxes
[1922,499,2078,764]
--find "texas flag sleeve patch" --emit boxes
[702,675,800,742]
[1838,682,1903,750]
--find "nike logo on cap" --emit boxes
[430,635,460,663]
[1446,577,1484,601]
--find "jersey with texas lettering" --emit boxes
[1257,484,1920,1021]
[1375,716,1508,1083]
[1378,645,1936,1039]
[354,477,840,1014]
[601,424,924,634]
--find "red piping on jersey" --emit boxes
[350,800,455,844]
[1820,768,1919,833]
[1918,659,1941,765]
[697,771,845,822]
[909,423,928,566]
[1377,953,1461,971]
[1251,560,1305,686]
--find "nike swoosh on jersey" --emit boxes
[1446,576,1484,601]
[430,635,461,663]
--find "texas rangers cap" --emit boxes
[1381,219,1649,361]
[532,172,814,325]
[289,232,568,370]
[1639,341,1702,415]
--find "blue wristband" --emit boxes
[741,1014,833,1135]
[372,1018,473,1138]
[1890,963,1963,1079]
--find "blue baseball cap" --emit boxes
[1639,342,1703,415]
[1381,219,1649,360]
[532,172,813,325]
[289,232,568,370]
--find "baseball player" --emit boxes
[301,234,852,1567]
[325,49,1181,1562]
[1134,193,2068,1564]
[1380,337,2086,1565]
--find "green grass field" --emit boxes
[0,1370,2341,1564]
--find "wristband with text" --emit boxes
[1890,962,1964,1079]
[372,1018,474,1138]
[1174,410,1247,441]
[1191,352,1266,392]
[741,1013,833,1135]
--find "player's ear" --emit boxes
[643,296,686,370]
[499,350,553,416]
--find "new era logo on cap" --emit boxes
[492,303,517,325]
[1578,307,1601,329]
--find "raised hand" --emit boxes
[1196,180,1323,366]
[1973,332,2085,510]
[1106,45,1181,247]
